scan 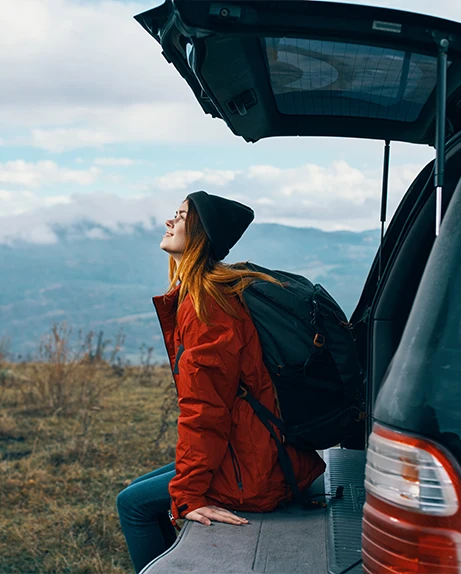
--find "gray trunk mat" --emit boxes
[324,449,366,574]
[140,449,366,574]
[140,475,327,574]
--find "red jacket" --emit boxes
[153,286,326,520]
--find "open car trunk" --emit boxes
[135,0,461,144]
[134,2,461,572]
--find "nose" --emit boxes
[165,217,174,229]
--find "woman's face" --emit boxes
[160,200,188,263]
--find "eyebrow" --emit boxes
[176,210,188,216]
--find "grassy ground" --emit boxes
[0,359,178,574]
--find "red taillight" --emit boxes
[363,424,461,573]
[363,502,460,572]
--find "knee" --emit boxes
[117,486,136,518]
[117,481,155,521]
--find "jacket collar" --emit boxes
[152,284,181,317]
[152,285,181,371]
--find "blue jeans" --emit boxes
[117,462,176,573]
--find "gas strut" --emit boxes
[435,36,450,237]
[378,140,390,283]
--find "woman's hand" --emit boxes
[185,505,249,526]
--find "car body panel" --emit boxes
[374,170,461,463]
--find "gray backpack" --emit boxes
[236,263,365,497]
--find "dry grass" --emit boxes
[0,330,178,574]
[13,324,129,414]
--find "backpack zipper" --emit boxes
[228,443,244,504]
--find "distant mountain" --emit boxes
[0,223,379,363]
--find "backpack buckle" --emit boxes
[313,333,325,348]
[352,406,367,422]
[237,384,248,398]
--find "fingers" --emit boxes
[197,512,213,526]
[185,506,249,526]
[184,510,212,525]
[207,507,249,525]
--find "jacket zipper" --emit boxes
[228,443,244,504]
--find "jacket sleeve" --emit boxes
[169,298,244,519]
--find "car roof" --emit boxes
[135,0,461,145]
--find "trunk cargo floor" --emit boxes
[140,449,366,574]
[325,448,366,574]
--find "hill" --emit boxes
[0,223,379,362]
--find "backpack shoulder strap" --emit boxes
[173,344,185,375]
[237,383,302,501]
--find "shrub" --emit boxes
[152,378,178,459]
[19,324,127,414]
[136,343,156,386]
[0,336,12,404]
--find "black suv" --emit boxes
[134,2,461,573]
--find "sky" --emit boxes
[1,0,460,244]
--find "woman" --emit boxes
[117,191,326,573]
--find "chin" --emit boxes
[160,246,175,259]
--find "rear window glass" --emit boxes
[264,38,450,122]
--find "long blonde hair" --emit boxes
[166,199,279,322]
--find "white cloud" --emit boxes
[154,169,237,191]
[0,158,429,244]
[0,189,71,216]
[147,159,427,231]
[0,0,183,107]
[254,197,275,206]
[275,161,377,204]
[211,161,420,230]
[247,166,282,181]
[0,191,159,245]
[84,228,111,240]
[317,0,461,21]
[7,223,61,245]
[0,160,100,187]
[30,129,113,152]
[14,101,231,152]
[0,0,234,150]
[0,0,459,153]
[93,158,139,167]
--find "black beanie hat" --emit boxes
[186,191,254,261]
